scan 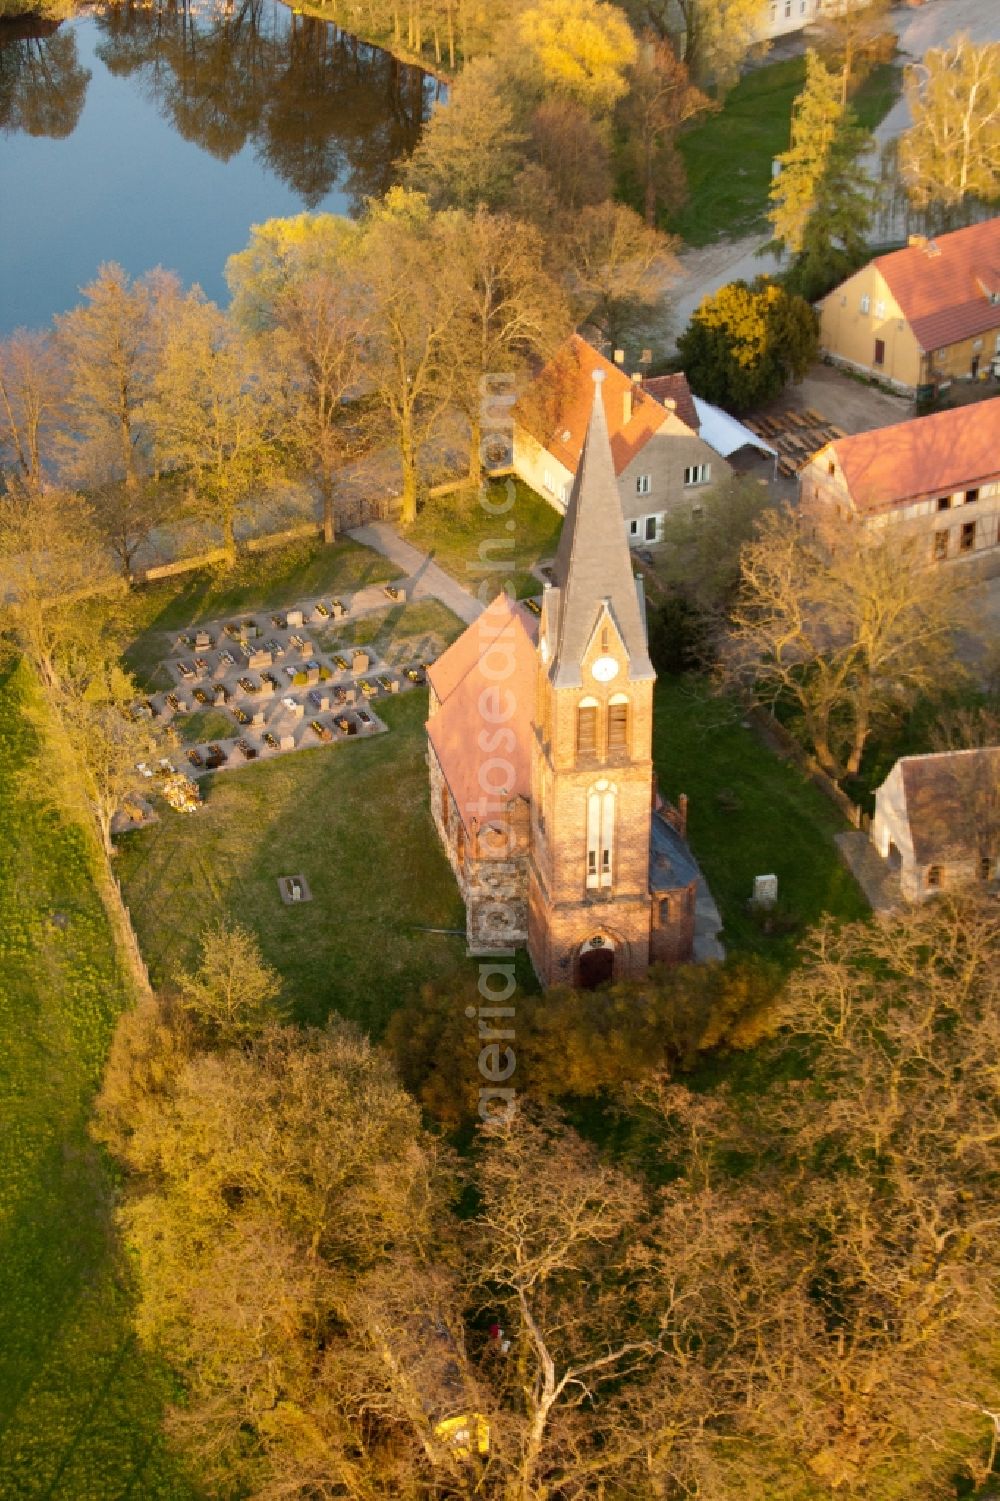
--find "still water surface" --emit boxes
[0,0,436,332]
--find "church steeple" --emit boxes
[543,370,654,689]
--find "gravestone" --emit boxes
[752,874,778,909]
[286,608,304,628]
[352,649,370,673]
[279,734,295,750]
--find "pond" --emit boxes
[0,0,438,333]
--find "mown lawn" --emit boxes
[125,536,398,688]
[669,58,900,246]
[116,690,471,1036]
[0,661,190,1500]
[407,479,562,601]
[653,676,867,959]
[317,598,465,664]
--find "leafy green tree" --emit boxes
[403,57,524,210]
[768,50,874,299]
[226,212,356,332]
[678,277,817,412]
[516,0,637,117]
[175,919,284,1044]
[899,34,1000,214]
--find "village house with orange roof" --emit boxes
[512,335,774,548]
[817,218,1000,396]
[427,371,721,987]
[799,398,1000,572]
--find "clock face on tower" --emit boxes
[591,655,619,683]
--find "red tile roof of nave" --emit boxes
[426,594,538,834]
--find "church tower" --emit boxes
[527,370,659,989]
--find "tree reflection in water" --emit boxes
[92,0,436,208]
[0,19,91,139]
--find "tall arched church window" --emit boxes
[586,780,616,889]
[607,693,629,753]
[577,696,598,757]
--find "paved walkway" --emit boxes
[348,521,485,627]
[835,830,902,912]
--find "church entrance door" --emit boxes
[578,943,614,989]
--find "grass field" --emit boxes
[125,536,398,688]
[669,59,901,246]
[653,677,867,958]
[408,479,562,601]
[116,690,471,1036]
[317,598,465,665]
[0,661,190,1500]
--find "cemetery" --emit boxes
[136,584,456,781]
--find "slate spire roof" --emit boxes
[546,370,654,689]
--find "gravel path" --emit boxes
[347,521,486,626]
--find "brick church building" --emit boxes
[426,371,701,989]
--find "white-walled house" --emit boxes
[513,337,773,546]
[871,748,1000,901]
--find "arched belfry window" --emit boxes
[607,693,629,753]
[586,779,616,889]
[577,696,599,757]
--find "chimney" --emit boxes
[664,397,677,412]
[623,386,633,424]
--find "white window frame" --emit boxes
[859,294,871,314]
[628,518,639,538]
[636,473,651,496]
[586,781,616,890]
[542,468,554,494]
[645,515,658,542]
[874,299,886,319]
[683,464,711,487]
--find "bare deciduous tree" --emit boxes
[899,34,1000,213]
[724,506,963,780]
